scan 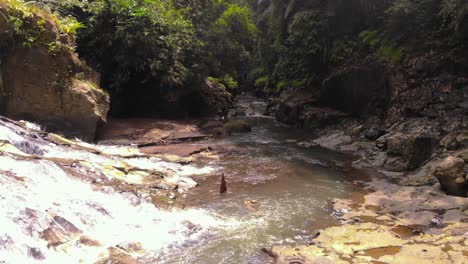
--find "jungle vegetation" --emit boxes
[2,0,467,107]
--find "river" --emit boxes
[0,96,368,264]
[156,96,367,263]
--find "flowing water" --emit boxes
[0,96,367,264]
[156,96,366,263]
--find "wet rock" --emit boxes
[399,158,439,186]
[13,141,45,155]
[276,90,316,125]
[434,156,467,197]
[79,236,102,247]
[178,177,198,189]
[0,234,14,250]
[117,242,143,253]
[297,141,318,148]
[41,216,82,247]
[95,248,140,264]
[182,221,202,236]
[386,133,438,170]
[458,150,468,162]
[223,120,252,135]
[442,209,468,224]
[301,106,348,129]
[199,120,224,135]
[27,247,45,260]
[228,107,247,117]
[363,128,385,141]
[352,149,388,169]
[271,245,346,264]
[313,132,352,150]
[397,211,438,226]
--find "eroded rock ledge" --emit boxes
[0,116,218,263]
[0,4,109,141]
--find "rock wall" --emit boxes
[0,6,109,141]
[321,63,389,116]
[109,78,232,118]
[269,53,467,196]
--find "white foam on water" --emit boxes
[0,156,227,264]
[126,157,217,177]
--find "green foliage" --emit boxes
[359,30,402,64]
[75,0,195,91]
[286,10,324,57]
[206,1,258,82]
[215,4,257,39]
[220,74,238,91]
[208,74,238,93]
[359,30,381,47]
[330,38,358,64]
[376,45,403,64]
[275,80,288,93]
[57,17,86,35]
[3,0,45,47]
[2,0,84,53]
[254,76,268,89]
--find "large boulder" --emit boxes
[275,90,316,125]
[434,156,467,197]
[0,7,109,141]
[109,78,232,118]
[196,78,233,117]
[386,134,438,170]
[301,106,348,129]
[378,119,442,171]
[321,64,389,116]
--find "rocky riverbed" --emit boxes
[0,115,224,263]
[266,87,468,263]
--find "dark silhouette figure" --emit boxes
[220,174,227,194]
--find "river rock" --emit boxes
[276,90,316,125]
[95,248,140,264]
[178,177,198,189]
[223,120,252,135]
[0,7,109,141]
[27,247,45,260]
[386,133,438,170]
[41,216,82,247]
[313,131,352,150]
[200,79,233,116]
[434,156,467,197]
[301,106,348,129]
[364,128,385,141]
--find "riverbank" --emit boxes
[266,91,468,263]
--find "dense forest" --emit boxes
[2,0,467,116]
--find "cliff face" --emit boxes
[0,4,109,141]
[270,49,468,196]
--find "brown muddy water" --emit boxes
[155,97,369,263]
